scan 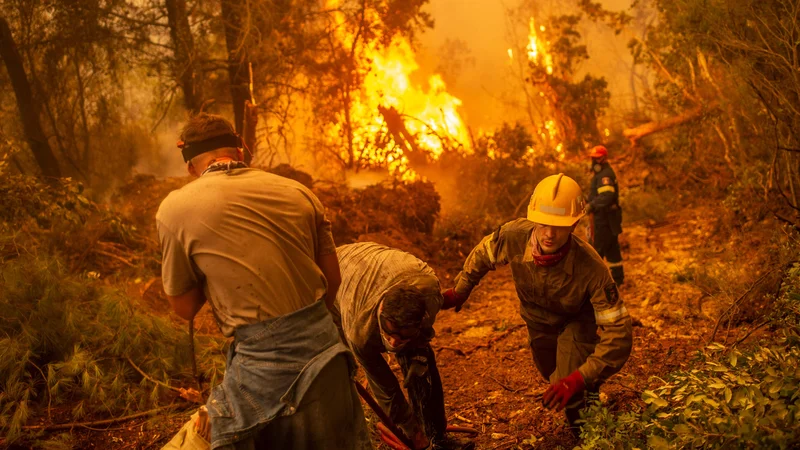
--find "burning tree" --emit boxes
[507,3,611,154]
[307,0,471,181]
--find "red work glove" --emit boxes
[441,288,469,312]
[542,370,585,411]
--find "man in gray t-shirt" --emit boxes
[157,113,371,450]
[334,242,468,449]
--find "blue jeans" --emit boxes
[207,300,365,449]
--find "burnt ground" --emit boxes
[21,204,783,450]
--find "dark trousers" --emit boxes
[231,354,371,449]
[397,344,447,442]
[592,223,624,285]
[527,321,600,436]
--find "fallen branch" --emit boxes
[22,404,183,431]
[127,357,203,404]
[731,320,771,348]
[92,249,135,267]
[708,269,778,344]
[436,345,466,356]
[774,212,800,233]
[127,357,181,394]
[623,102,717,145]
[485,375,525,394]
[606,379,640,394]
[453,413,473,424]
[447,425,479,434]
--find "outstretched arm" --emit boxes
[451,227,511,300]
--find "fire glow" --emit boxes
[325,1,471,181]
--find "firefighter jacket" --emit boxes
[453,219,632,386]
[588,162,622,234]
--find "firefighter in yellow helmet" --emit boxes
[440,174,633,435]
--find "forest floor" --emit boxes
[17,180,784,449]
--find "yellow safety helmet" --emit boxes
[527,173,585,227]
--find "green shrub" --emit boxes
[0,256,225,443]
[579,263,800,449]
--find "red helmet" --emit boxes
[588,145,608,158]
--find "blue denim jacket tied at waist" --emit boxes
[206,300,351,449]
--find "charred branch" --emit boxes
[378,105,428,168]
[623,102,718,145]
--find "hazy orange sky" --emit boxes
[416,0,643,132]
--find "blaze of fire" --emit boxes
[325,1,471,181]
[527,18,554,76]
[525,15,562,157]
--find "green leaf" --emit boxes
[674,424,691,434]
[648,435,670,450]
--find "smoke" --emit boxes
[417,0,643,132]
[134,120,188,179]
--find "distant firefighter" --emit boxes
[585,145,624,286]
[441,174,633,435]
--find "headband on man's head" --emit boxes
[177,133,243,162]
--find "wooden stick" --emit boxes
[436,346,466,356]
[708,269,776,344]
[485,375,525,394]
[446,425,479,434]
[22,404,183,431]
[189,317,203,393]
[126,357,181,394]
[92,249,135,267]
[353,381,414,448]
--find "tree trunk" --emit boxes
[623,102,717,144]
[221,0,250,134]
[0,16,61,177]
[166,0,203,113]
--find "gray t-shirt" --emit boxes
[156,168,336,337]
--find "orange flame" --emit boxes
[325,1,471,181]
[525,16,563,160]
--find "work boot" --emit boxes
[564,390,600,439]
[564,408,582,438]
